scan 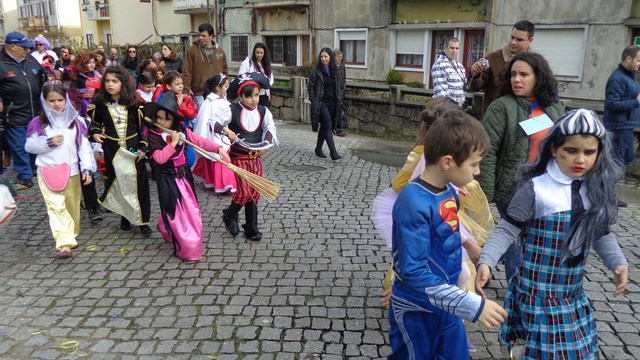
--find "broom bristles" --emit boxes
[143,117,281,202]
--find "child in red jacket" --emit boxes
[152,70,198,122]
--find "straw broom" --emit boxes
[143,117,281,203]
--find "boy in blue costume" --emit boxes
[389,109,507,359]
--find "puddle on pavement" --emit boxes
[353,148,408,167]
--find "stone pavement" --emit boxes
[0,120,638,359]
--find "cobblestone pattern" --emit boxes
[0,121,637,359]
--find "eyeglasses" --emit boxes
[129,50,136,53]
[36,44,44,47]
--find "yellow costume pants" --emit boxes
[38,174,81,250]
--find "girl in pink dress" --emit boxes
[193,74,238,193]
[145,95,230,262]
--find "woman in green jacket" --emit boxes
[478,52,564,281]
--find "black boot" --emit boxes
[325,130,342,160]
[242,202,262,241]
[120,216,132,231]
[222,202,242,236]
[314,131,326,158]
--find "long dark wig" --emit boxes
[94,65,138,108]
[499,52,559,108]
[518,109,623,262]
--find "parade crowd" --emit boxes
[0,18,636,360]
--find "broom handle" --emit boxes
[143,117,226,163]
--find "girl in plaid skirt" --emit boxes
[476,109,629,359]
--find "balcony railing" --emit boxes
[174,0,213,14]
[83,1,110,21]
[18,16,49,30]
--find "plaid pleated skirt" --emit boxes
[501,212,598,360]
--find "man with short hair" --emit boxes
[604,45,640,207]
[431,38,467,106]
[0,32,46,189]
[469,20,535,118]
[107,48,122,66]
[183,23,228,108]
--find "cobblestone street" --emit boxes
[0,120,638,359]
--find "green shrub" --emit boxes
[405,81,424,88]
[385,70,405,85]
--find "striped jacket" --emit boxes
[431,53,467,105]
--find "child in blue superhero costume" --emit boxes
[389,109,507,359]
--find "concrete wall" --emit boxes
[490,0,634,102]
[395,0,488,23]
[154,2,192,41]
[313,0,391,82]
[2,0,19,34]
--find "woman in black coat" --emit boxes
[160,43,184,73]
[308,47,342,160]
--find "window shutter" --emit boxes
[396,31,424,55]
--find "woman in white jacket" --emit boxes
[25,83,96,259]
[238,43,274,107]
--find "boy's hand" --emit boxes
[176,93,184,106]
[92,133,105,144]
[475,264,491,298]
[613,265,629,297]
[381,288,392,309]
[477,299,506,329]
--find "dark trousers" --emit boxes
[316,103,339,157]
[610,129,635,165]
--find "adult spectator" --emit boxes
[334,48,348,137]
[604,45,640,207]
[469,20,535,118]
[238,42,273,107]
[0,32,46,189]
[183,23,228,108]
[54,46,73,72]
[161,43,183,73]
[308,47,342,161]
[431,38,467,106]
[97,44,105,52]
[31,35,58,65]
[122,45,140,77]
[107,48,122,66]
[477,52,563,282]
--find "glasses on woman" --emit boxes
[129,50,136,54]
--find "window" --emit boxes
[106,33,112,45]
[336,29,367,66]
[533,26,587,81]
[265,36,297,66]
[162,36,174,43]
[86,33,94,48]
[230,35,248,62]
[396,31,424,68]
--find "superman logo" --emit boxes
[438,196,459,232]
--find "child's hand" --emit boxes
[463,240,482,265]
[475,264,492,298]
[82,171,93,185]
[613,265,629,297]
[457,187,471,198]
[47,134,64,147]
[137,150,146,163]
[217,147,230,162]
[257,149,267,157]
[176,93,184,106]
[92,134,105,143]
[225,129,237,142]
[381,288,392,309]
[169,131,181,147]
[477,299,507,329]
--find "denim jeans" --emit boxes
[194,95,204,110]
[5,127,34,180]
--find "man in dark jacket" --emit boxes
[0,32,46,189]
[604,45,640,165]
[604,45,640,208]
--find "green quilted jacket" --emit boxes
[477,95,564,210]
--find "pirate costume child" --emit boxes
[221,73,278,241]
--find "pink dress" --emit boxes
[149,128,222,262]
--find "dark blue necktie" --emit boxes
[571,179,585,221]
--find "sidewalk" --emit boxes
[0,120,637,359]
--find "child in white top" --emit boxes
[25,83,96,259]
